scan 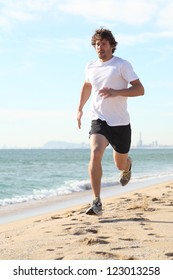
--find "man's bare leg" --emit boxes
[113,151,132,186]
[89,134,109,199]
[113,151,131,171]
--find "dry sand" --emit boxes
[0,181,173,260]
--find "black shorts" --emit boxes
[89,119,131,154]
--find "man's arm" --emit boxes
[77,82,92,129]
[99,79,144,98]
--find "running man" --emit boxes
[77,28,144,215]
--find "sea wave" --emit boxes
[0,179,91,206]
[0,171,173,206]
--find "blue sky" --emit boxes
[0,0,173,148]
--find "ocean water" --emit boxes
[0,148,173,207]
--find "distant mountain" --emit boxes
[42,141,89,149]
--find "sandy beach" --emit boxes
[0,181,173,260]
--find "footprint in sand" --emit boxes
[79,237,109,245]
[136,213,144,216]
[111,246,127,250]
[51,215,62,220]
[152,197,159,202]
[95,251,119,259]
[127,205,143,210]
[144,207,156,212]
[70,227,98,236]
[143,227,153,231]
[134,193,142,197]
[98,236,110,240]
[95,251,136,260]
[82,222,92,225]
[86,228,98,234]
[165,252,173,258]
[46,248,55,251]
[119,238,134,241]
[63,223,77,226]
[165,202,173,206]
[125,198,132,202]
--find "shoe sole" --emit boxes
[85,208,102,215]
[120,172,131,186]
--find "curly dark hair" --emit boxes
[91,28,118,54]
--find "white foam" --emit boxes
[0,171,173,207]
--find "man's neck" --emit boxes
[99,55,113,62]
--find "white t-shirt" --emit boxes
[85,56,139,126]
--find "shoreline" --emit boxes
[1,176,173,225]
[0,180,173,260]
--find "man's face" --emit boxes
[95,39,113,61]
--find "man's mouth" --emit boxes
[98,51,105,55]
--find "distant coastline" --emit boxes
[0,140,173,150]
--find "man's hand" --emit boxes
[99,87,115,98]
[77,110,83,129]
